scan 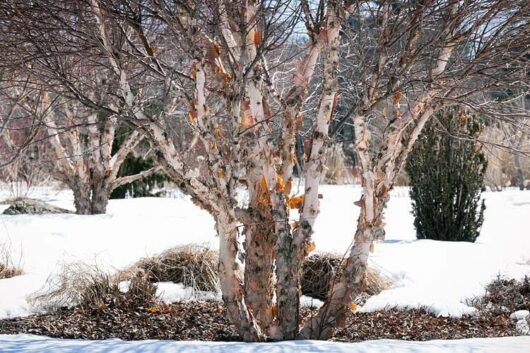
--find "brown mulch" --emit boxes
[334,308,516,341]
[0,301,240,341]
[0,302,517,342]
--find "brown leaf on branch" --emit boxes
[305,241,316,253]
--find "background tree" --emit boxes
[38,95,162,214]
[0,74,47,198]
[407,106,487,242]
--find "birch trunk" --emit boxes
[238,2,278,333]
[243,204,275,332]
[299,184,384,339]
[276,2,347,339]
[216,210,265,342]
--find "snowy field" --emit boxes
[0,334,529,353]
[0,184,529,352]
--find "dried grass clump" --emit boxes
[30,262,157,312]
[471,275,530,314]
[301,253,391,301]
[0,243,23,279]
[0,262,23,279]
[30,247,390,313]
[131,245,219,293]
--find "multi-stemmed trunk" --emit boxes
[73,181,111,215]
[88,0,413,342]
[41,92,156,215]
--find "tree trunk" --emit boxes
[216,210,265,342]
[276,1,347,338]
[300,186,385,339]
[72,184,92,215]
[274,198,300,340]
[243,208,275,333]
[91,179,109,214]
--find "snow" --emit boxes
[154,282,220,303]
[117,280,221,303]
[300,295,324,308]
[359,189,530,316]
[1,185,529,321]
[515,319,530,335]
[511,311,530,321]
[0,334,529,353]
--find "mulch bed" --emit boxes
[0,302,517,342]
[335,308,516,341]
[0,301,239,341]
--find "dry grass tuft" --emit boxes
[30,262,157,312]
[31,245,218,313]
[301,253,392,301]
[129,244,220,293]
[30,247,391,313]
[0,243,23,279]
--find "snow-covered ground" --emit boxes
[0,185,529,320]
[0,334,529,353]
[1,184,529,352]
[0,185,530,318]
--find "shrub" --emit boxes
[130,248,391,300]
[110,126,166,199]
[128,248,391,301]
[406,106,487,242]
[0,262,23,279]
